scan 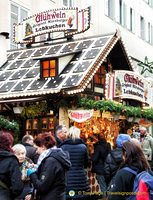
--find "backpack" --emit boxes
[123,167,153,200]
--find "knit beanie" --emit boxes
[116,134,131,148]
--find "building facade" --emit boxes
[0,0,152,136]
[1,0,153,80]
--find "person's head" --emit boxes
[55,125,67,141]
[12,144,26,164]
[97,135,107,143]
[34,132,56,155]
[0,131,14,152]
[121,140,150,171]
[140,127,147,137]
[67,126,80,141]
[22,135,34,145]
[116,134,131,148]
[131,138,141,147]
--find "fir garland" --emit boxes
[0,115,19,133]
[20,96,153,121]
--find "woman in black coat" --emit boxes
[108,140,151,200]
[60,126,90,199]
[91,136,110,196]
[27,132,71,200]
[0,131,23,200]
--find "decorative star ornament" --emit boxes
[137,56,153,75]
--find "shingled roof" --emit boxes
[0,31,133,102]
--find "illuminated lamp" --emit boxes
[13,106,24,114]
[50,110,54,115]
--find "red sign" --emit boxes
[68,110,93,122]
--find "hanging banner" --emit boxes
[68,109,93,122]
[105,71,152,106]
[14,7,90,43]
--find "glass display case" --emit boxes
[26,116,55,137]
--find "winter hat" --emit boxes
[116,134,131,148]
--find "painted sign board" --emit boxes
[68,109,93,122]
[14,7,90,44]
[105,71,152,106]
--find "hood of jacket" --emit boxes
[59,138,85,146]
[0,149,17,159]
[22,142,33,147]
[110,148,123,164]
[48,148,72,170]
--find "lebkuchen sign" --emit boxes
[68,110,93,122]
[14,7,90,44]
[105,70,152,106]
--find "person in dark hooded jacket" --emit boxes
[108,140,151,200]
[104,134,131,187]
[27,132,71,200]
[91,136,111,197]
[0,130,23,200]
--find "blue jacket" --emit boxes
[60,138,90,195]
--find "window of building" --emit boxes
[10,3,28,49]
[105,0,115,19]
[119,0,122,25]
[41,59,57,78]
[130,8,135,32]
[94,65,105,85]
[144,0,153,7]
[26,117,55,137]
[122,2,127,27]
[149,0,153,7]
[63,0,74,7]
[148,22,153,44]
[88,6,92,21]
[140,16,145,40]
[119,0,127,27]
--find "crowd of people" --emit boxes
[0,124,153,200]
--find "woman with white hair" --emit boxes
[12,144,34,200]
[60,126,90,200]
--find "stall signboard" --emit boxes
[68,109,93,122]
[105,71,152,106]
[14,7,90,44]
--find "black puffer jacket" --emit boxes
[108,162,141,200]
[104,148,123,185]
[60,138,90,195]
[0,150,24,200]
[30,148,71,200]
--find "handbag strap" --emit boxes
[0,180,9,190]
[123,167,137,175]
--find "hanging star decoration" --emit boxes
[137,56,153,75]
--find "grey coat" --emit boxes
[133,132,153,161]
